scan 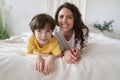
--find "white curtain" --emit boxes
[46,0,87,21]
[0,0,11,28]
[0,0,4,6]
[0,0,6,28]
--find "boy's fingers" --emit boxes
[39,63,44,72]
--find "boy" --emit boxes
[26,13,61,75]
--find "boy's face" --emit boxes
[34,26,52,47]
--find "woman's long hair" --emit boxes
[55,2,89,48]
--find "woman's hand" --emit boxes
[35,55,45,73]
[63,48,80,64]
[71,47,81,61]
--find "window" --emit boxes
[46,0,87,21]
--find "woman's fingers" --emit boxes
[70,53,78,60]
[65,57,78,64]
[65,53,78,64]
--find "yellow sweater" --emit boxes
[26,34,61,56]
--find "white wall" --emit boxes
[5,0,47,35]
[85,0,120,39]
[3,0,120,39]
[4,0,85,36]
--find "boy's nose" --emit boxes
[41,31,46,37]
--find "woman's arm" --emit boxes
[63,48,81,64]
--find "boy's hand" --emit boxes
[35,55,45,73]
[43,55,56,75]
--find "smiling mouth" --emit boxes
[41,39,47,41]
[62,24,68,27]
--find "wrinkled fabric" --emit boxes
[0,32,120,80]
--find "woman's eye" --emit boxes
[59,15,63,19]
[67,16,72,19]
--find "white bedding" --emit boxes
[0,32,120,80]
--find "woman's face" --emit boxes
[58,8,74,33]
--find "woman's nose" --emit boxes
[62,17,67,23]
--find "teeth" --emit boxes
[42,39,47,41]
[63,25,67,27]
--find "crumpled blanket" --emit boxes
[0,33,120,80]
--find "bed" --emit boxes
[0,32,120,80]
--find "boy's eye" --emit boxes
[36,29,52,33]
[46,30,52,32]
[37,29,42,32]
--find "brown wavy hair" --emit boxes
[55,2,89,48]
[29,13,55,33]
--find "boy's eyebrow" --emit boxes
[37,28,52,30]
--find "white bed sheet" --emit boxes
[0,32,120,80]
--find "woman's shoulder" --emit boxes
[53,26,60,35]
[53,26,60,32]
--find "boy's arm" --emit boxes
[43,54,59,75]
[25,52,45,73]
[25,52,39,59]
[35,54,45,73]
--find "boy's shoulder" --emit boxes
[49,35,58,44]
[51,35,58,41]
[28,33,36,40]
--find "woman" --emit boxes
[53,2,89,64]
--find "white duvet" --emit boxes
[0,33,120,80]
